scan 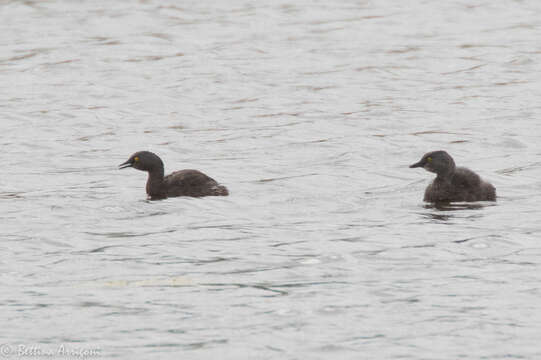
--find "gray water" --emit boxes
[2,0,541,359]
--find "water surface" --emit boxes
[1,0,541,359]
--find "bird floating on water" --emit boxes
[410,150,496,203]
[119,151,228,200]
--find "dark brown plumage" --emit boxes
[410,150,496,203]
[119,151,228,200]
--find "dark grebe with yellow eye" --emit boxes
[410,150,496,203]
[119,151,228,200]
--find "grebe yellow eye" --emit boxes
[134,156,139,162]
[427,157,432,162]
